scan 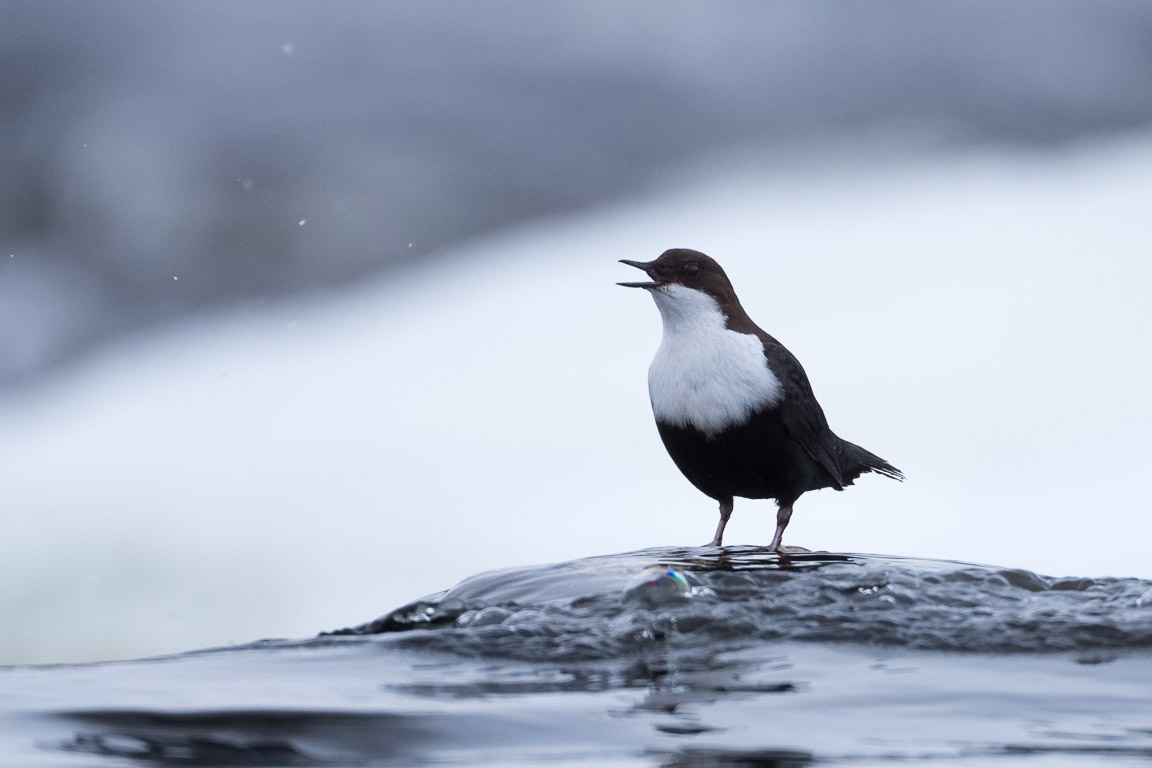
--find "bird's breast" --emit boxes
[647,324,783,438]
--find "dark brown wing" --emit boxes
[759,338,847,489]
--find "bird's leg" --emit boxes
[707,497,734,547]
[767,504,793,552]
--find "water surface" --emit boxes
[3,549,1151,766]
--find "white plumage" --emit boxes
[646,284,783,437]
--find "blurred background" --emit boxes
[2,1,1151,665]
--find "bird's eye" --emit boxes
[683,262,699,277]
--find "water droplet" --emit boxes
[298,219,306,226]
[282,43,294,55]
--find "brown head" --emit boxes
[618,248,748,324]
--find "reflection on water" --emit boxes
[5,550,1152,766]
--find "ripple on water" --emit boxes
[326,548,1152,661]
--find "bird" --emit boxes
[619,248,902,551]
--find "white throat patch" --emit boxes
[646,284,783,437]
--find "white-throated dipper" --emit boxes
[619,248,903,550]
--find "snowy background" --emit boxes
[2,2,1152,664]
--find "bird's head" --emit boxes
[618,248,741,320]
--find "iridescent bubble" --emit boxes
[624,566,692,607]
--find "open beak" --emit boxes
[617,259,662,289]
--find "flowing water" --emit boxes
[3,548,1152,766]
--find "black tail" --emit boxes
[839,439,904,484]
